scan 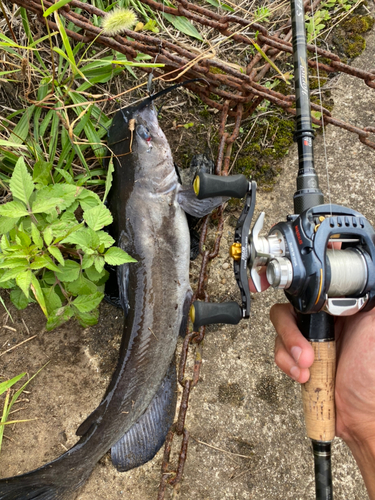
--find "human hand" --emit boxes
[270,303,375,444]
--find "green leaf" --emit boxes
[49,219,80,239]
[35,184,82,212]
[16,270,32,298]
[9,157,35,205]
[42,270,56,285]
[104,247,137,265]
[30,273,48,317]
[30,255,60,273]
[55,167,74,185]
[0,201,28,218]
[31,197,62,214]
[74,308,99,328]
[48,245,64,265]
[0,217,19,234]
[0,373,26,396]
[53,14,86,81]
[84,204,112,231]
[73,291,104,313]
[203,0,234,11]
[0,258,29,269]
[55,259,80,282]
[31,223,44,249]
[77,189,101,211]
[84,265,106,283]
[0,235,10,251]
[8,105,35,144]
[97,231,115,248]
[0,140,28,149]
[42,286,62,315]
[94,255,105,274]
[81,254,94,269]
[162,13,203,40]
[10,288,29,310]
[16,228,31,247]
[66,273,97,295]
[61,227,99,251]
[43,227,53,246]
[32,160,53,186]
[103,156,114,204]
[143,19,160,32]
[46,305,74,331]
[0,266,28,282]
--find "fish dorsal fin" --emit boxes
[111,360,177,472]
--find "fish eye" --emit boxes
[136,124,152,143]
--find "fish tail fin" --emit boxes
[0,443,92,500]
[0,476,65,500]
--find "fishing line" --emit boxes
[309,0,333,220]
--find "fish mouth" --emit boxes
[108,79,204,149]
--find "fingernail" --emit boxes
[290,365,300,380]
[291,346,302,364]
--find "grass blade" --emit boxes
[43,0,73,17]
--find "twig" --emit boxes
[21,319,30,336]
[148,327,158,340]
[9,407,26,415]
[0,335,37,357]
[3,325,16,332]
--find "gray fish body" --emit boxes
[0,97,226,500]
[0,103,192,499]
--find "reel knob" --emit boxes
[190,301,243,330]
[193,173,249,199]
[266,257,293,289]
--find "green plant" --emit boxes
[254,6,271,23]
[304,0,358,43]
[0,157,136,330]
[306,9,331,42]
[0,367,45,452]
[0,6,160,330]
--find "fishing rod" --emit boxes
[189,1,375,498]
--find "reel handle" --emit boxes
[190,301,243,330]
[193,173,249,199]
[297,312,335,500]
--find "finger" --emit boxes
[270,303,314,369]
[248,267,270,293]
[274,335,311,383]
[327,241,342,250]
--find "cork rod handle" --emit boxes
[302,341,336,442]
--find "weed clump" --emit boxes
[234,115,295,190]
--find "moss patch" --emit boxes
[233,114,295,189]
[342,14,375,34]
[331,14,374,60]
[218,382,245,407]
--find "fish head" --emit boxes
[108,100,176,192]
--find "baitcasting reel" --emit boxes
[190,173,375,331]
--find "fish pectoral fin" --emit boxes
[179,289,193,337]
[76,402,107,437]
[111,360,177,472]
[177,185,228,218]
